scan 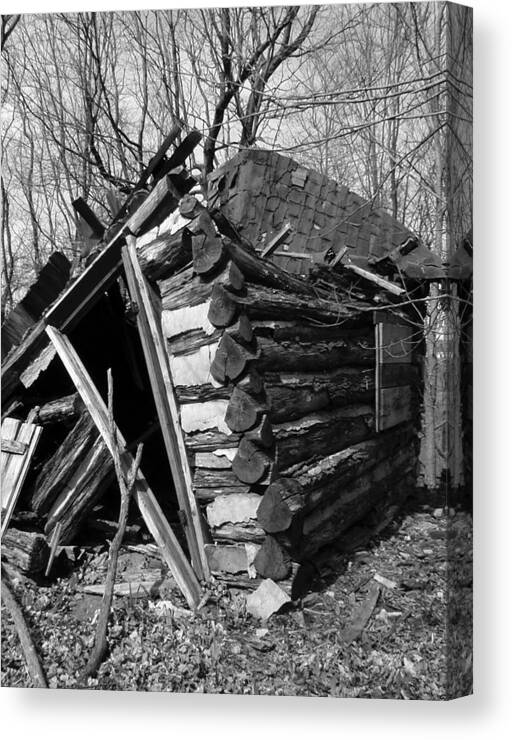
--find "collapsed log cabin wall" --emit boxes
[128,196,421,595]
[2,145,424,600]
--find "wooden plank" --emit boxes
[1,438,27,455]
[346,263,406,296]
[141,125,183,185]
[261,223,291,258]
[159,130,202,176]
[1,418,42,536]
[122,240,210,581]
[45,325,202,609]
[376,386,413,432]
[44,234,125,331]
[72,197,105,239]
[125,175,182,236]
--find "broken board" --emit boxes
[1,417,42,536]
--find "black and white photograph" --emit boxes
[1,1,473,701]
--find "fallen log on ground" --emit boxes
[1,528,50,575]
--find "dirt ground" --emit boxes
[1,492,472,699]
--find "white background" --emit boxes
[1,0,510,737]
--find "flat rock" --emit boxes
[245,579,290,621]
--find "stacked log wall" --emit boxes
[144,199,419,590]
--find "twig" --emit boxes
[80,369,144,682]
[1,565,48,687]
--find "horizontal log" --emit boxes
[253,321,373,343]
[257,429,414,533]
[257,334,374,372]
[265,368,374,423]
[184,429,242,453]
[162,260,244,311]
[227,282,356,323]
[220,236,320,297]
[210,521,266,544]
[193,466,250,490]
[138,229,191,281]
[2,528,50,574]
[299,452,415,558]
[273,405,374,471]
[159,266,203,310]
[168,327,223,357]
[34,393,83,426]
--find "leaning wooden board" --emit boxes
[1,417,42,536]
[45,325,202,609]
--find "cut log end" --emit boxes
[192,234,225,276]
[208,284,237,328]
[257,478,303,533]
[232,438,273,485]
[253,536,291,580]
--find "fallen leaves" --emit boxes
[1,500,472,699]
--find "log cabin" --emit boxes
[1,137,471,607]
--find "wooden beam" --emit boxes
[261,223,291,258]
[45,325,202,609]
[72,197,105,239]
[125,175,182,236]
[345,263,406,296]
[142,124,183,185]
[158,130,202,177]
[1,417,42,536]
[122,239,210,581]
[44,231,126,330]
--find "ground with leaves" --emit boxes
[1,495,472,699]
